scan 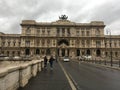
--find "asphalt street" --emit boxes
[62,61,120,90]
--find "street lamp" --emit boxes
[106,29,112,66]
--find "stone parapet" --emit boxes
[0,60,44,90]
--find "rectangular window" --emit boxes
[96,41,101,47]
[19,42,21,46]
[114,42,116,47]
[87,31,90,36]
[67,28,70,36]
[82,31,84,36]
[76,31,79,36]
[25,41,30,47]
[13,42,16,46]
[37,30,40,35]
[8,42,10,46]
[2,42,5,46]
[62,28,65,36]
[62,28,65,33]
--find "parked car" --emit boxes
[63,56,70,62]
[13,56,21,60]
[83,55,92,60]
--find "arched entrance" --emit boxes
[25,48,30,55]
[58,39,69,46]
[58,39,69,57]
[36,49,40,55]
[62,49,65,57]
[77,49,80,56]
[96,49,101,56]
[86,49,90,55]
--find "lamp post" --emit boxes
[106,29,112,66]
[104,39,107,65]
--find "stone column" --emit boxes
[65,49,68,56]
[31,50,33,56]
[59,49,62,56]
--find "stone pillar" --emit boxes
[59,49,62,56]
[31,50,33,56]
[65,49,68,56]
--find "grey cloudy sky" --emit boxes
[0,0,120,35]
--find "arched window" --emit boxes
[58,39,69,46]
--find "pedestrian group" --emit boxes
[44,55,55,70]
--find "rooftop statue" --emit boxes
[59,15,68,20]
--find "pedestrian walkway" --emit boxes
[18,62,71,90]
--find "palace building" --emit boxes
[0,15,120,59]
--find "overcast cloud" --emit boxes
[0,0,120,35]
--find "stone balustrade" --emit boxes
[0,60,44,90]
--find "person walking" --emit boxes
[49,56,55,70]
[44,56,48,69]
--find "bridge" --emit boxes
[0,59,120,90]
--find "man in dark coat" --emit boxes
[49,56,55,69]
[44,56,48,68]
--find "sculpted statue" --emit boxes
[59,15,68,20]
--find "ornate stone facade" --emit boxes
[0,16,120,59]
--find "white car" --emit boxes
[13,56,21,60]
[63,56,70,62]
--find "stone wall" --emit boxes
[0,60,44,90]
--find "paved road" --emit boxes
[62,61,120,90]
[18,61,71,90]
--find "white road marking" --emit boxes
[59,61,77,90]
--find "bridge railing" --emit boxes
[0,59,44,90]
[81,57,120,68]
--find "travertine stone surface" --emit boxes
[0,60,43,90]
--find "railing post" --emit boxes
[104,59,106,65]
[119,59,120,67]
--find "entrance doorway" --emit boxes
[86,49,90,55]
[77,49,80,56]
[25,48,30,55]
[62,49,65,57]
[96,49,101,56]
[36,49,40,55]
